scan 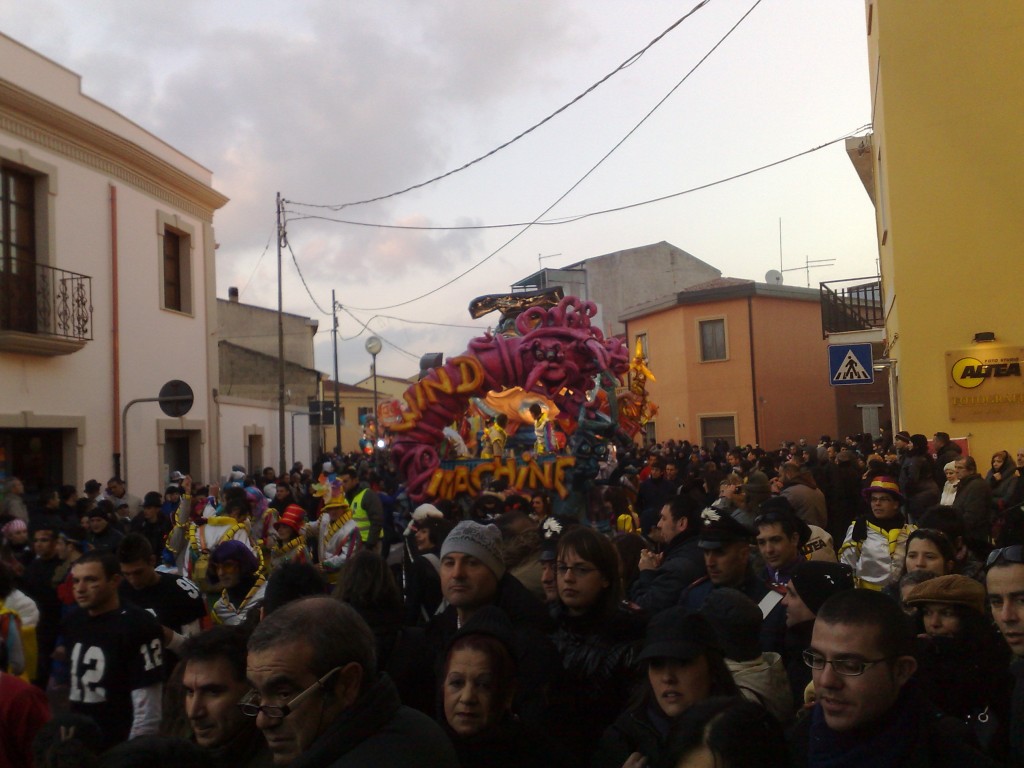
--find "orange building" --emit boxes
[622,279,839,449]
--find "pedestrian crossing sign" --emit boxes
[828,343,874,386]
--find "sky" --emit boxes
[0,0,878,384]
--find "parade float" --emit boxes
[386,291,658,514]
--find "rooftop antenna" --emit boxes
[781,256,836,287]
[538,253,562,271]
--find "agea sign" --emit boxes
[946,347,1024,421]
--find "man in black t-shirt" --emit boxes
[63,551,164,750]
[117,534,208,676]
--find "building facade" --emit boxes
[512,241,722,338]
[623,279,838,449]
[0,34,227,496]
[215,289,319,474]
[854,1,1024,459]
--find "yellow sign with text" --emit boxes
[946,347,1024,421]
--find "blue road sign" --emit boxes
[828,343,874,386]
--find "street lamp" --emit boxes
[365,336,382,447]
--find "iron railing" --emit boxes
[0,256,93,341]
[820,277,883,338]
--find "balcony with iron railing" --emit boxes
[0,256,93,355]
[820,276,883,339]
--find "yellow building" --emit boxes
[852,1,1024,461]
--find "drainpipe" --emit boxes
[747,296,760,446]
[110,184,122,478]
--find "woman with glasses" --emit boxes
[904,574,1012,759]
[594,609,738,768]
[550,527,645,765]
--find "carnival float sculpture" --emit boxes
[389,291,657,508]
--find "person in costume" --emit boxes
[269,504,308,570]
[529,403,554,455]
[304,477,362,583]
[207,540,265,626]
[480,414,509,460]
[165,476,265,593]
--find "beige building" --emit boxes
[0,34,227,495]
[512,241,722,337]
[215,288,319,473]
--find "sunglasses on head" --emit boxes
[986,545,1024,569]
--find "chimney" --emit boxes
[228,287,239,302]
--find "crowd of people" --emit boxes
[1,430,1023,768]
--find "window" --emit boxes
[157,212,194,314]
[635,332,649,361]
[1,165,37,333]
[698,318,727,362]
[700,416,735,451]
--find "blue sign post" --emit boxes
[828,343,874,386]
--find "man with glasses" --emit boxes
[986,544,1024,764]
[180,625,270,767]
[839,477,915,590]
[790,588,999,767]
[246,596,456,766]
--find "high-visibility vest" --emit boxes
[350,488,372,543]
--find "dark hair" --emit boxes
[816,589,914,659]
[918,505,965,544]
[530,491,553,516]
[179,624,249,682]
[221,487,248,518]
[958,456,978,473]
[339,466,358,480]
[443,632,517,718]
[59,485,78,503]
[32,712,103,768]
[263,562,326,615]
[420,517,456,550]
[666,495,702,532]
[73,550,120,579]
[332,550,402,613]
[29,516,61,536]
[613,533,645,592]
[669,697,789,768]
[556,527,622,619]
[117,533,154,564]
[0,562,12,599]
[905,528,956,569]
[249,596,377,686]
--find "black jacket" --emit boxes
[550,605,646,763]
[629,533,705,613]
[291,674,457,768]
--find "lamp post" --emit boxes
[365,336,382,447]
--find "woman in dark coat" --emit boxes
[550,527,646,765]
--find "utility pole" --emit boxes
[332,291,341,454]
[276,192,286,475]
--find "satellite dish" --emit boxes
[765,269,784,285]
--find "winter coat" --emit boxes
[781,482,828,529]
[550,606,646,760]
[728,652,794,724]
[629,533,705,613]
[444,715,566,768]
[838,515,915,590]
[593,704,676,768]
[290,674,458,768]
[953,473,993,550]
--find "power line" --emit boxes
[283,128,870,233]
[338,305,420,359]
[285,0,713,212]
[337,0,766,312]
[285,238,331,315]
[238,227,275,297]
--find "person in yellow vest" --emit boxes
[305,478,362,584]
[338,466,383,552]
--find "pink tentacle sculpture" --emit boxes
[391,296,629,503]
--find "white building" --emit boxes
[0,34,228,497]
